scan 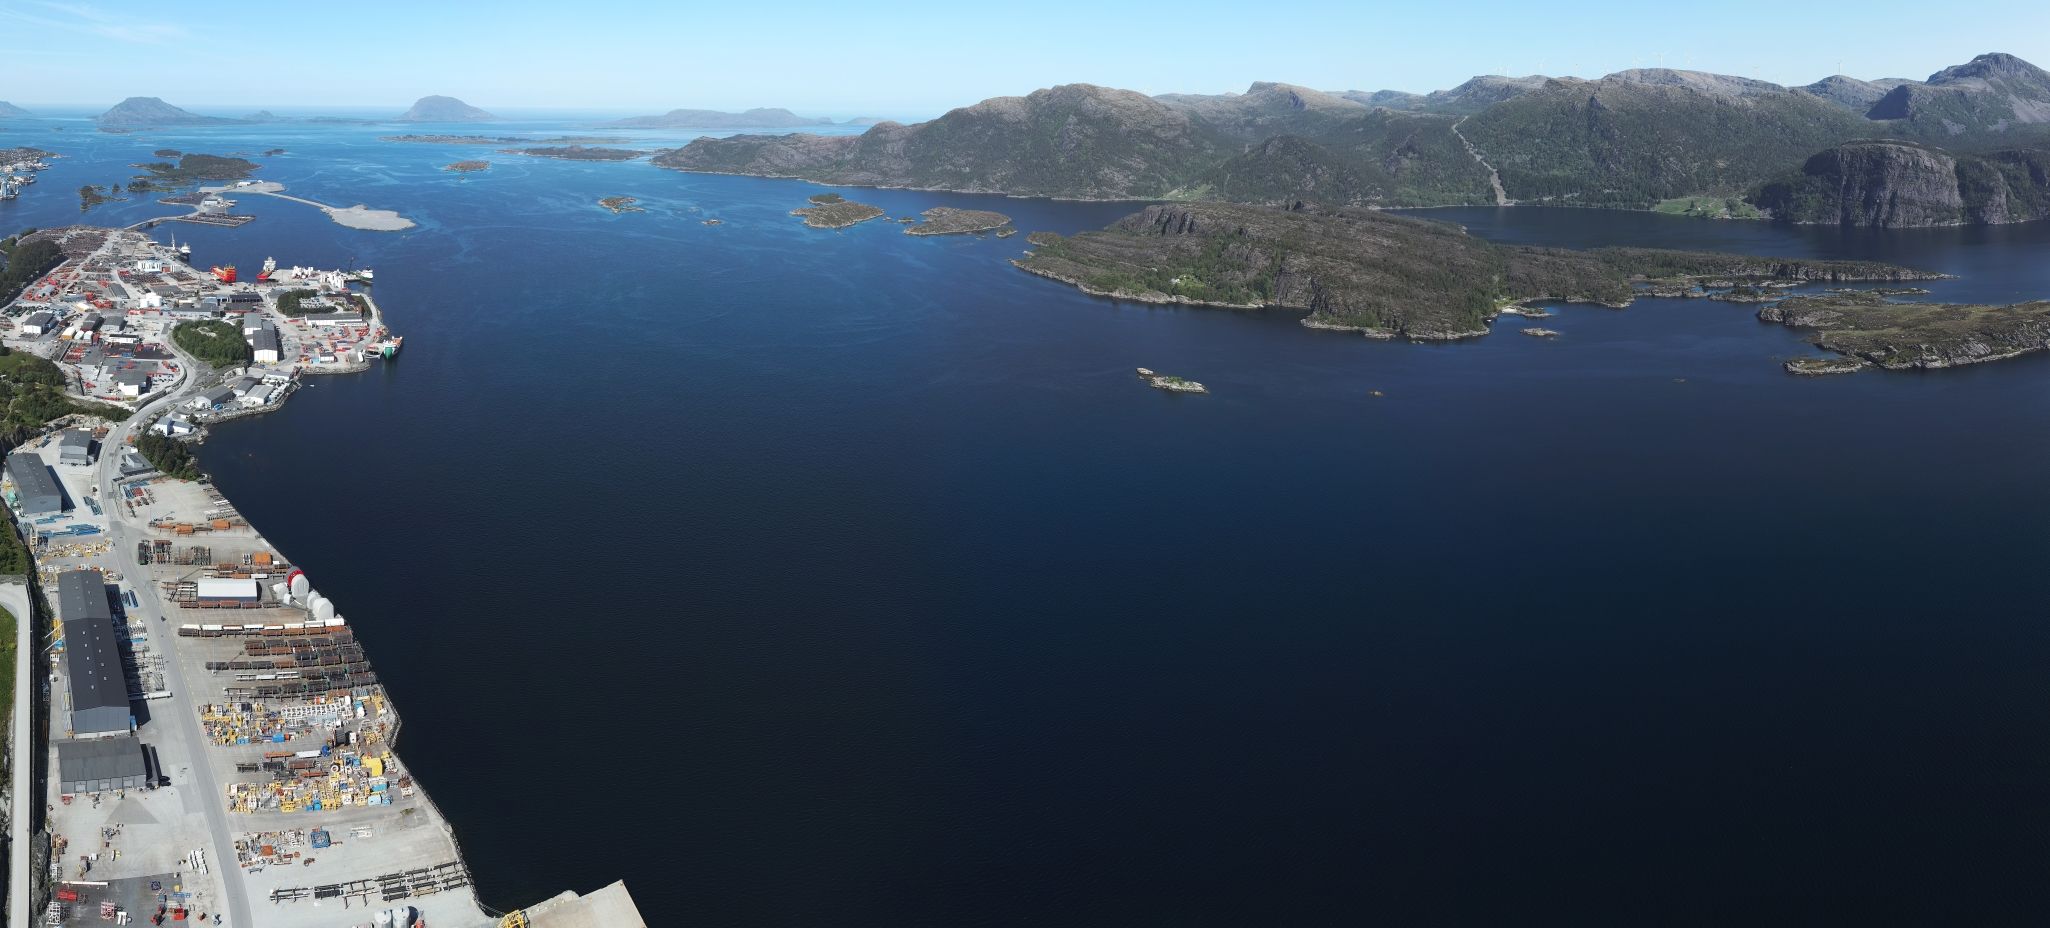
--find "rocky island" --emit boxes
[599,196,644,214]
[397,94,497,122]
[904,206,1014,236]
[1136,367,1208,393]
[95,96,238,128]
[792,193,885,229]
[1760,290,2050,371]
[1016,202,1941,340]
[500,145,643,161]
[445,160,490,172]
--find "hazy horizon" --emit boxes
[2,0,2045,117]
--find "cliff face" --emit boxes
[1754,142,2050,226]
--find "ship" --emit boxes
[258,256,276,282]
[211,265,237,284]
[177,238,192,260]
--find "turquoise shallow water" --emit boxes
[6,114,2050,924]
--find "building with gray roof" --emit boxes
[6,452,63,516]
[58,570,131,738]
[58,428,93,466]
[57,736,149,794]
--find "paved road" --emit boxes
[5,580,32,927]
[92,346,254,927]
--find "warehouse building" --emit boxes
[58,429,93,466]
[250,325,282,364]
[6,452,64,516]
[57,736,150,794]
[19,310,59,335]
[306,311,364,328]
[59,570,132,738]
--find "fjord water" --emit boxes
[8,118,2050,923]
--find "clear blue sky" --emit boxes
[3,0,2045,120]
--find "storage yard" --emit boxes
[0,226,401,423]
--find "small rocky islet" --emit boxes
[790,193,886,229]
[443,160,489,173]
[599,196,644,214]
[1135,367,1207,394]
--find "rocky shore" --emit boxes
[1760,290,2050,370]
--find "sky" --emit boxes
[3,0,2047,120]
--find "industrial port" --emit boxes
[3,226,642,926]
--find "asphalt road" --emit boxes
[92,342,254,927]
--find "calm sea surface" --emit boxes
[6,114,2050,925]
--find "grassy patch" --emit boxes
[1654,196,1765,220]
[173,319,251,369]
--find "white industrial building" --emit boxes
[20,310,59,335]
[196,578,260,602]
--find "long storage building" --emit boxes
[58,570,132,738]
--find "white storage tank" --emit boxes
[374,910,394,927]
[287,570,310,600]
[313,598,336,622]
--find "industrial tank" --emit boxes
[313,597,336,622]
[287,570,310,600]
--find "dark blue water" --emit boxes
[8,116,2050,925]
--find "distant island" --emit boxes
[1015,202,1942,342]
[383,134,629,145]
[606,107,835,129]
[904,206,1013,236]
[653,52,2050,228]
[599,196,644,214]
[397,95,497,122]
[96,96,240,128]
[0,101,32,118]
[792,192,885,229]
[445,160,490,172]
[244,110,281,122]
[499,145,642,161]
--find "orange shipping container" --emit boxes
[211,519,231,530]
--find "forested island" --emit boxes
[1016,203,1944,341]
[904,207,1013,236]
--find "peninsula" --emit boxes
[1761,290,2050,371]
[0,224,644,926]
[791,193,885,229]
